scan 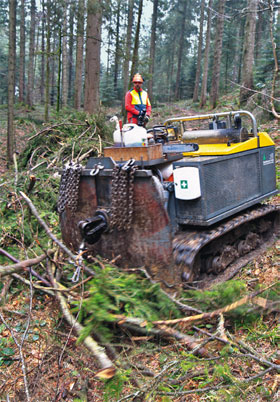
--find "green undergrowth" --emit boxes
[72,265,181,342]
[18,110,113,170]
[0,110,114,262]
[182,279,280,325]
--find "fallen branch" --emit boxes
[118,320,208,357]
[152,284,276,326]
[19,191,77,261]
[0,253,49,277]
[0,248,51,286]
[28,122,88,142]
[0,313,31,401]
[46,265,116,378]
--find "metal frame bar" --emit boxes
[164,110,258,137]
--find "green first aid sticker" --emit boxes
[180,180,188,189]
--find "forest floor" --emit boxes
[0,100,279,401]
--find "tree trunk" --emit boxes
[40,0,46,104]
[239,0,259,105]
[84,0,102,114]
[19,0,25,103]
[113,0,121,91]
[232,22,241,83]
[192,0,205,102]
[175,0,187,100]
[50,37,56,106]
[147,0,159,101]
[200,0,212,107]
[57,27,62,112]
[68,1,75,103]
[210,0,226,109]
[26,0,36,108]
[130,0,143,81]
[254,7,263,67]
[62,0,69,107]
[122,0,134,120]
[7,0,17,167]
[74,0,85,110]
[44,0,51,121]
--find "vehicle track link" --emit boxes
[173,204,280,283]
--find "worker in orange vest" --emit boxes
[125,73,151,125]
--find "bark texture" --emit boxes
[26,0,36,107]
[113,0,121,91]
[130,0,143,81]
[74,0,85,110]
[122,0,134,120]
[7,0,17,167]
[84,0,102,114]
[200,0,212,107]
[44,0,51,121]
[239,0,259,105]
[40,0,46,104]
[175,0,187,100]
[62,0,69,107]
[19,0,25,103]
[193,0,205,102]
[210,0,226,108]
[147,0,159,100]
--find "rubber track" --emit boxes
[173,204,280,279]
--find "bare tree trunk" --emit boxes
[113,0,121,91]
[193,0,205,102]
[84,0,102,114]
[147,0,159,101]
[232,22,241,83]
[50,38,56,106]
[7,0,17,167]
[44,0,51,121]
[19,0,25,103]
[200,0,212,107]
[57,27,62,112]
[74,0,85,110]
[269,0,280,119]
[210,0,226,109]
[62,0,69,107]
[68,1,75,103]
[26,0,36,108]
[254,7,263,68]
[239,0,259,105]
[122,0,134,120]
[40,0,46,104]
[130,0,143,81]
[175,0,187,100]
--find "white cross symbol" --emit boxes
[181,180,188,189]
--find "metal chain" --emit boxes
[125,164,137,230]
[110,160,137,231]
[110,165,121,227]
[58,162,82,213]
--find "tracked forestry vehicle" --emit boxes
[58,111,279,287]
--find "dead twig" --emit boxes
[27,122,88,142]
[0,313,31,402]
[19,191,78,262]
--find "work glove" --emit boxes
[144,115,150,124]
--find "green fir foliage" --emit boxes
[73,265,181,341]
